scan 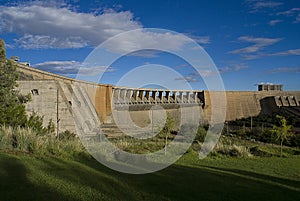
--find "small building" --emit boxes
[10,56,19,62]
[257,83,282,91]
[20,62,30,67]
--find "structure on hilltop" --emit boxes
[257,83,283,91]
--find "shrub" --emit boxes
[179,123,198,140]
[214,143,251,157]
[195,126,207,142]
[58,130,76,140]
[210,138,252,157]
[179,124,208,142]
[25,112,55,135]
[289,134,300,147]
[0,126,85,158]
[256,129,277,144]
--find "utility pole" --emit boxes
[226,121,229,135]
[250,116,253,131]
[152,107,154,135]
[56,88,60,138]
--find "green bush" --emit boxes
[213,140,252,157]
[256,129,277,144]
[195,126,207,142]
[58,130,76,140]
[179,124,208,142]
[25,112,55,135]
[179,123,197,139]
[289,134,300,147]
[0,126,85,158]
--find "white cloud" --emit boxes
[296,14,300,23]
[14,34,88,49]
[198,70,218,77]
[174,70,216,82]
[276,7,300,23]
[175,64,189,69]
[242,54,264,60]
[246,0,283,12]
[268,19,282,26]
[174,63,247,82]
[33,60,114,75]
[100,30,202,54]
[174,64,243,82]
[127,50,161,58]
[219,63,248,73]
[240,48,300,60]
[252,1,283,9]
[0,4,141,49]
[268,67,300,73]
[229,36,282,54]
[183,34,210,44]
[175,76,199,83]
[0,3,210,53]
[191,36,210,44]
[276,7,300,16]
[271,49,300,56]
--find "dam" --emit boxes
[16,63,300,136]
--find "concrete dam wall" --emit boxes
[204,91,300,121]
[16,63,300,135]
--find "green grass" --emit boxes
[0,150,299,201]
[0,126,299,200]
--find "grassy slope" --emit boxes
[0,151,299,201]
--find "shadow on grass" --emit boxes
[202,165,300,190]
[0,154,73,201]
[0,152,299,201]
[78,156,300,201]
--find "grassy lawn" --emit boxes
[0,150,299,201]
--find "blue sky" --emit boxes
[0,0,299,90]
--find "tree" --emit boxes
[162,112,176,155]
[0,39,30,127]
[272,115,293,157]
